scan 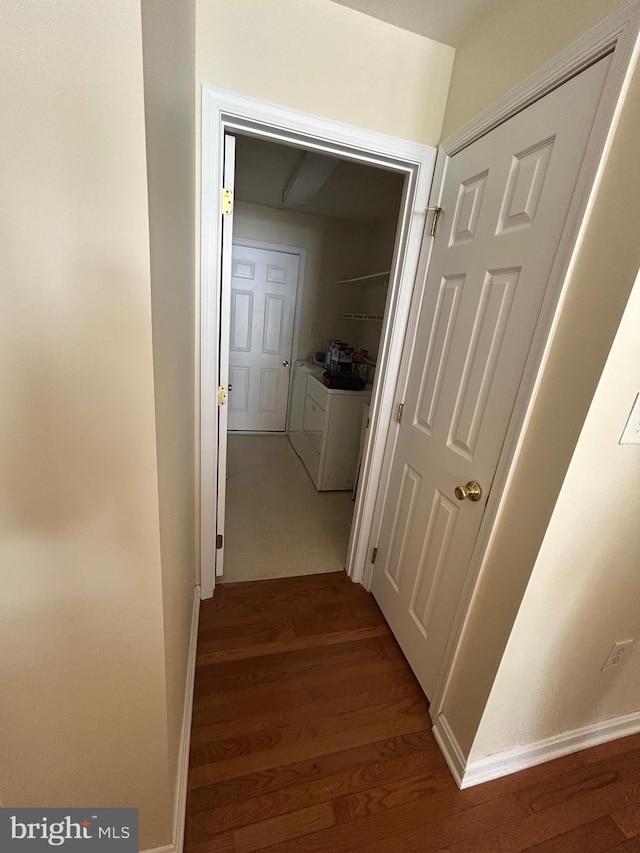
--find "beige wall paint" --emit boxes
[1,1,171,847]
[471,269,640,757]
[196,0,454,146]
[141,0,197,810]
[441,0,623,138]
[437,0,640,757]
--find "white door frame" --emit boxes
[200,87,437,599]
[230,237,307,434]
[364,1,640,721]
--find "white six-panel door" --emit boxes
[371,56,611,699]
[228,244,299,431]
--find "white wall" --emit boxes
[322,218,391,359]
[0,1,172,847]
[141,0,197,814]
[437,0,640,760]
[196,0,454,145]
[338,217,399,362]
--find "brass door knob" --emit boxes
[282,360,290,367]
[455,481,482,501]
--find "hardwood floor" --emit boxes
[185,572,640,852]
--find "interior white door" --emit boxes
[215,133,236,579]
[228,244,299,431]
[371,56,611,698]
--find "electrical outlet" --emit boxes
[620,393,640,444]
[602,639,635,671]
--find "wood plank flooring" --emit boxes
[185,572,640,852]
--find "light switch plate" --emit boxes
[620,393,640,445]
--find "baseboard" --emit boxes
[172,585,200,851]
[432,714,466,788]
[461,708,640,788]
[141,586,200,853]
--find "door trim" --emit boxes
[200,87,437,598]
[231,237,306,434]
[365,1,640,719]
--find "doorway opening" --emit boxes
[200,87,437,598]
[222,133,404,583]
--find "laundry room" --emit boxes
[221,132,404,583]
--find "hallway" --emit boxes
[184,573,640,852]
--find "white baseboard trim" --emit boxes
[432,714,466,788]
[128,587,201,853]
[459,708,640,789]
[173,585,200,851]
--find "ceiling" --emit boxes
[327,0,492,47]
[234,134,405,224]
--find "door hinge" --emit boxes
[396,403,405,424]
[426,206,442,237]
[217,386,228,405]
[221,187,234,215]
[371,547,378,564]
[216,534,223,550]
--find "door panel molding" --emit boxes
[415,275,464,436]
[230,289,253,352]
[409,489,459,641]
[232,238,306,428]
[227,243,298,433]
[446,267,519,461]
[383,463,422,592]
